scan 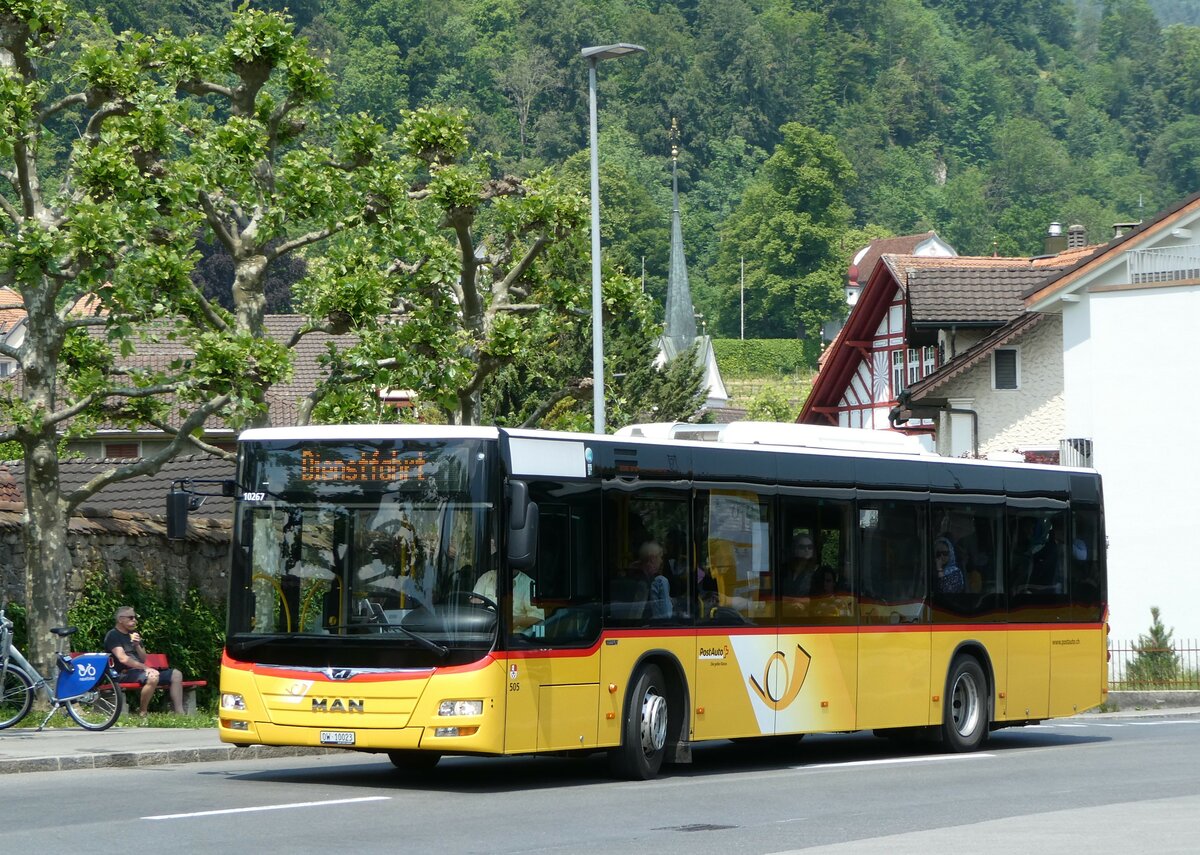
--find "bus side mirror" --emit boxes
[507,480,539,570]
[166,490,190,540]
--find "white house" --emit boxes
[1025,193,1200,643]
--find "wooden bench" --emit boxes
[114,653,207,715]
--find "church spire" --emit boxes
[663,118,697,354]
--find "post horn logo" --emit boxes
[748,644,812,711]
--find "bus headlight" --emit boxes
[221,693,246,711]
[434,726,479,737]
[438,700,483,717]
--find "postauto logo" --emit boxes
[698,644,730,661]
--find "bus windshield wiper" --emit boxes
[373,620,449,658]
[229,634,310,652]
[231,628,447,658]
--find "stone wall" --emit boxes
[0,502,231,611]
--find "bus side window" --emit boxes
[515,481,602,646]
[858,500,927,623]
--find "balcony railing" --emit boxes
[1126,244,1200,284]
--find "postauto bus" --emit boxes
[208,422,1106,779]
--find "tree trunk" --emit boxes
[456,389,480,426]
[22,433,72,681]
[232,253,271,425]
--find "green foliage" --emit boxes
[745,383,798,422]
[711,123,854,344]
[713,339,809,377]
[67,569,225,710]
[5,601,27,652]
[1125,606,1182,688]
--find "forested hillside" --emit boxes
[90,0,1198,347]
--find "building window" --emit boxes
[907,348,920,384]
[0,361,12,377]
[923,346,937,375]
[103,442,140,459]
[891,349,904,397]
[993,348,1019,390]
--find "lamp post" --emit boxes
[582,42,646,435]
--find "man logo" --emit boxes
[748,644,812,711]
[312,698,365,713]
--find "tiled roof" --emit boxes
[706,406,748,424]
[849,232,938,285]
[260,315,361,425]
[3,454,236,520]
[0,500,229,541]
[0,287,25,334]
[884,254,1088,326]
[61,315,363,430]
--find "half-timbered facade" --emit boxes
[799,250,1088,448]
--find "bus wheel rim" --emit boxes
[951,671,980,735]
[640,689,668,756]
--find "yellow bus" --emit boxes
[206,423,1107,779]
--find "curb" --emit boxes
[1102,690,1200,712]
[0,743,336,775]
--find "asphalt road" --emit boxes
[8,715,1200,854]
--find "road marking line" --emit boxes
[143,796,391,821]
[1127,721,1200,726]
[797,753,995,770]
[1054,724,1087,728]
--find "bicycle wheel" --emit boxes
[0,664,34,729]
[65,671,123,730]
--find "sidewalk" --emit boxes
[0,723,333,775]
[4,704,1199,776]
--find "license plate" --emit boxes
[320,731,356,746]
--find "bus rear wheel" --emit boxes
[942,656,988,752]
[609,664,669,780]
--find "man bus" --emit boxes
[197,422,1106,779]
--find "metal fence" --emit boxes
[1108,641,1200,690]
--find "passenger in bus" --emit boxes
[807,566,850,616]
[933,536,966,593]
[948,513,986,593]
[1028,517,1065,592]
[473,568,544,629]
[633,540,672,619]
[663,528,690,598]
[780,531,824,597]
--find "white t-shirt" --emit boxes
[473,570,543,626]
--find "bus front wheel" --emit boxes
[609,664,669,780]
[942,656,988,752]
[387,749,441,774]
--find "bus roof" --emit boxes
[239,424,501,442]
[615,421,933,456]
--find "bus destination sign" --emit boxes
[300,448,428,483]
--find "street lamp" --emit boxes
[582,42,646,435]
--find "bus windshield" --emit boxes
[226,437,497,668]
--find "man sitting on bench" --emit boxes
[104,606,185,716]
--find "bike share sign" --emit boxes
[55,653,111,698]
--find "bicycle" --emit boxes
[0,603,124,731]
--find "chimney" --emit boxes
[1067,224,1086,249]
[1044,222,1067,255]
[1113,222,1139,239]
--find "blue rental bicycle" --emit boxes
[0,603,123,731]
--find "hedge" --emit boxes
[713,339,810,377]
